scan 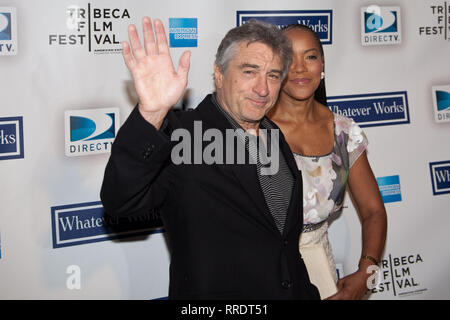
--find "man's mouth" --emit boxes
[247,97,269,107]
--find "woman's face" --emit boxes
[281,28,324,102]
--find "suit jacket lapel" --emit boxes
[196,95,281,236]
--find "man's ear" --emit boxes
[214,63,223,89]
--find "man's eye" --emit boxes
[244,70,255,75]
[268,74,281,80]
[307,55,317,60]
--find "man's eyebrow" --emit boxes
[239,63,282,74]
[239,63,260,69]
[269,69,283,75]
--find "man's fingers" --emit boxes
[128,24,146,59]
[122,41,135,70]
[142,16,157,55]
[177,50,191,79]
[154,19,170,55]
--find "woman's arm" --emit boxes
[327,151,387,300]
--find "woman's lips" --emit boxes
[290,78,311,85]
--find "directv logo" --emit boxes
[64,108,119,156]
[0,7,17,55]
[432,85,450,123]
[327,91,410,128]
[0,116,24,161]
[376,175,402,203]
[0,12,11,40]
[169,18,198,48]
[237,10,332,44]
[361,6,401,46]
[430,161,450,196]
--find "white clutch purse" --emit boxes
[300,244,338,299]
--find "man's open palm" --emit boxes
[122,17,191,126]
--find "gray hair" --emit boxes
[215,19,292,79]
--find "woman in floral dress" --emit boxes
[268,25,387,300]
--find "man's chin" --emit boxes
[246,105,272,119]
[241,113,267,124]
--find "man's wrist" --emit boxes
[138,106,168,130]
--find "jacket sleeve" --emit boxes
[100,106,176,217]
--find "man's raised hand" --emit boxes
[122,17,191,129]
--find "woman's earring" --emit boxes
[321,71,325,80]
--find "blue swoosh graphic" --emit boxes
[70,116,96,142]
[436,90,450,111]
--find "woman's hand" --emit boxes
[325,270,369,300]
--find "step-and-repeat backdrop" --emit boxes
[0,0,449,299]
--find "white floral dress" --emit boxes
[295,114,368,282]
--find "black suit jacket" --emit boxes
[101,94,319,300]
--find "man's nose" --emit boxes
[253,75,269,97]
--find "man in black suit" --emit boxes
[101,17,319,300]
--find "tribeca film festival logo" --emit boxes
[236,10,332,44]
[0,116,24,161]
[429,160,450,196]
[327,91,410,128]
[376,175,402,204]
[0,7,17,55]
[48,4,131,54]
[169,18,198,48]
[64,108,119,157]
[361,6,401,46]
[418,2,450,40]
[432,85,450,123]
[367,253,427,298]
[51,201,164,248]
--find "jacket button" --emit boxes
[283,239,288,246]
[281,280,291,289]
[142,145,155,159]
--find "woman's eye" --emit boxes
[307,55,317,60]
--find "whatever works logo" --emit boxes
[48,4,131,54]
[51,201,164,248]
[0,116,24,160]
[64,107,119,156]
[237,10,333,45]
[327,91,410,128]
[430,160,450,195]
